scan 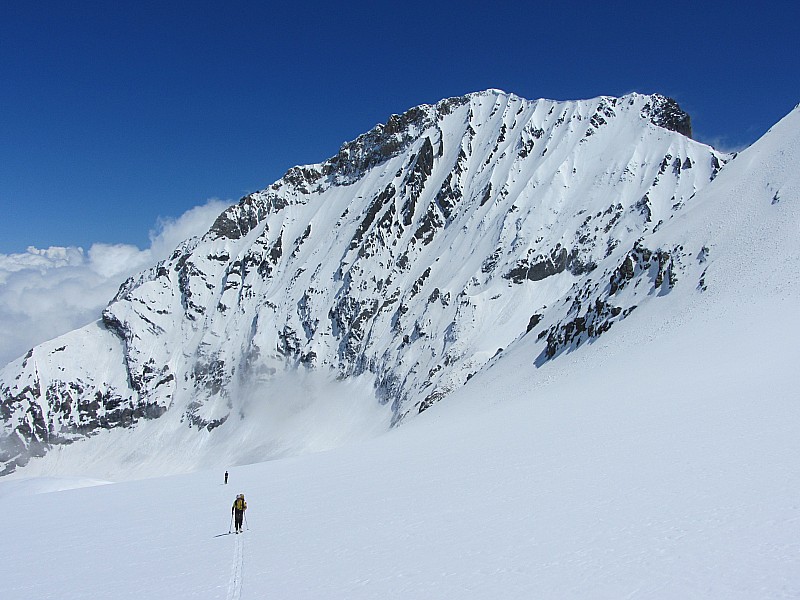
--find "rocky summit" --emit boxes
[0,89,730,474]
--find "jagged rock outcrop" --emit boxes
[641,94,693,138]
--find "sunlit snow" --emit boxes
[1,97,799,599]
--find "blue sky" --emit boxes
[2,0,798,254]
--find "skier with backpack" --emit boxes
[231,493,247,533]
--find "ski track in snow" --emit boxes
[226,533,244,600]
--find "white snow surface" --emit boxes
[1,102,799,598]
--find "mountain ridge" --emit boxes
[1,89,730,475]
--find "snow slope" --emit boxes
[1,297,797,599]
[0,104,798,599]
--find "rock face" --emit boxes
[0,90,729,474]
[641,94,693,138]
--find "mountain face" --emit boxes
[0,90,730,475]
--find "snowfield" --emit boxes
[2,290,798,599]
[1,100,799,598]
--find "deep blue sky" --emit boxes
[2,0,798,254]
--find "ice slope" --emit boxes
[0,104,798,599]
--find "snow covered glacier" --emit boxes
[0,90,730,474]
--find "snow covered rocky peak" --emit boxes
[1,90,731,475]
[638,93,693,137]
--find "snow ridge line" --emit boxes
[225,534,244,600]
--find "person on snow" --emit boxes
[224,471,229,484]
[232,493,247,533]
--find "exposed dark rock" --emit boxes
[710,155,723,180]
[208,195,270,240]
[609,243,678,295]
[641,94,692,138]
[538,298,632,363]
[505,247,568,283]
[566,248,597,276]
[322,106,433,186]
[526,314,543,332]
[635,195,652,223]
[412,203,444,246]
[351,184,396,251]
[401,138,435,226]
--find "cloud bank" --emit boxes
[0,200,229,367]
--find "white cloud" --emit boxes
[86,243,151,278]
[0,199,229,367]
[0,246,85,280]
[147,201,230,261]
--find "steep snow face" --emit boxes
[0,90,729,475]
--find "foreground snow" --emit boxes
[1,285,798,598]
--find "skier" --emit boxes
[231,493,247,533]
[224,471,228,484]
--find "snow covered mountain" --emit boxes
[0,90,732,475]
[2,99,799,598]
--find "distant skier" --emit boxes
[231,493,247,533]
[224,471,228,484]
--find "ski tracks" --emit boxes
[225,533,244,600]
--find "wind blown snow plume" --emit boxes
[1,90,731,475]
[0,200,229,367]
[8,368,392,481]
